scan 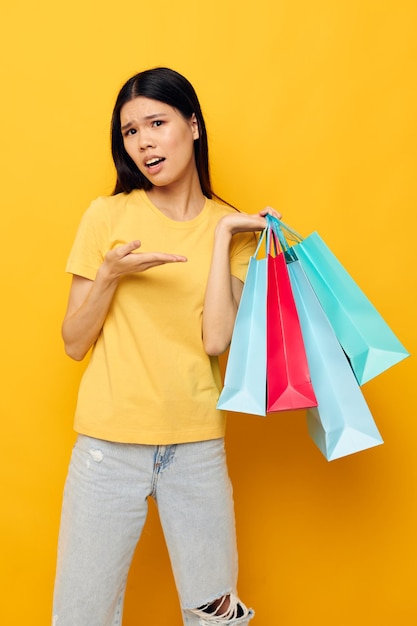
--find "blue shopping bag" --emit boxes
[272,218,409,385]
[217,229,268,416]
[288,259,384,461]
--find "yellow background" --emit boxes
[1,0,416,624]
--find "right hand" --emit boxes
[102,240,188,280]
[62,241,186,360]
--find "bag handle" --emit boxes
[266,214,303,243]
[253,223,269,259]
[254,219,281,259]
[268,223,282,257]
[265,214,301,262]
[254,215,302,259]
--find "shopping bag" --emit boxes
[288,259,384,461]
[217,229,268,416]
[266,229,317,412]
[289,229,409,385]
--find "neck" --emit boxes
[146,177,206,221]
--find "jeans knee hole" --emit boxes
[190,593,251,623]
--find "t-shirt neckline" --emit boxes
[136,189,210,228]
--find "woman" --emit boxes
[53,66,277,626]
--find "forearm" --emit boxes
[202,223,239,356]
[62,266,120,361]
[62,239,189,361]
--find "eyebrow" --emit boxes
[121,113,169,131]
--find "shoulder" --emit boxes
[209,197,238,213]
[207,198,240,218]
[80,191,142,224]
[85,191,131,214]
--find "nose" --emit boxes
[138,130,155,151]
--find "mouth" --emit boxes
[145,157,165,169]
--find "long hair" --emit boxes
[111,67,216,198]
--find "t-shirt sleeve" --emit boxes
[229,231,258,283]
[66,198,109,280]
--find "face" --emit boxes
[120,97,199,189]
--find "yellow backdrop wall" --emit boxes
[1,1,416,624]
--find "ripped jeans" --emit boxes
[52,435,254,626]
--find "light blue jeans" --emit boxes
[53,435,254,626]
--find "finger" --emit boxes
[135,253,188,266]
[110,240,142,258]
[162,254,188,262]
[138,255,188,271]
[260,208,282,219]
[259,206,283,220]
[125,240,142,252]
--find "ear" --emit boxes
[190,113,199,140]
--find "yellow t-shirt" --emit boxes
[66,189,256,444]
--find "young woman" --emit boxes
[53,67,278,626]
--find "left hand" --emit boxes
[216,206,283,236]
[259,206,282,221]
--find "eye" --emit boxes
[151,120,163,127]
[124,128,137,137]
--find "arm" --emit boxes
[202,209,280,356]
[62,240,187,361]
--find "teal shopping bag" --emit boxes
[217,229,268,416]
[288,259,384,461]
[270,217,409,385]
